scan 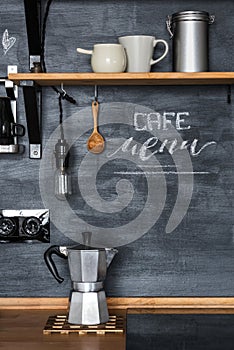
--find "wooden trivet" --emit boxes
[43,314,125,335]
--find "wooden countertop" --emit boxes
[2,297,234,349]
[0,309,126,350]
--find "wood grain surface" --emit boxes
[0,309,126,350]
[2,297,234,314]
[8,72,234,86]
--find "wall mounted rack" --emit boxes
[8,72,234,86]
[8,71,233,158]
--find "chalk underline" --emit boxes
[140,164,177,168]
[114,171,210,175]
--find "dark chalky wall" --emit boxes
[0,0,233,297]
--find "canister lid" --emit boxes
[171,10,210,22]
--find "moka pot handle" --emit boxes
[44,245,68,283]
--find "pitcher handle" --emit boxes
[44,245,68,283]
[150,39,169,66]
[77,48,93,55]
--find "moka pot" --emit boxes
[44,245,117,325]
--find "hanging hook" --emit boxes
[60,83,67,98]
[94,85,98,103]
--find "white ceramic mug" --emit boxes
[77,44,127,73]
[118,35,169,72]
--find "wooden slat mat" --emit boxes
[43,314,125,335]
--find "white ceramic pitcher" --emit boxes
[77,43,127,73]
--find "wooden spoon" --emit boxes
[87,101,105,154]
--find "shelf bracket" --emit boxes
[23,0,42,71]
[22,83,42,159]
[22,0,42,158]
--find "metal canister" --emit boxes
[166,11,215,72]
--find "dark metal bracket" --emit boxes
[23,0,42,159]
[22,84,42,159]
[24,0,42,71]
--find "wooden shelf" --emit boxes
[8,72,234,86]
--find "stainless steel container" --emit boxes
[166,11,215,72]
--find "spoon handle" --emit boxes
[92,100,99,132]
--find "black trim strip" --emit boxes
[23,86,41,145]
[24,0,41,56]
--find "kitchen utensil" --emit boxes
[87,101,105,154]
[118,35,169,72]
[44,241,117,325]
[77,43,127,72]
[0,97,25,146]
[166,11,215,72]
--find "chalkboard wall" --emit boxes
[0,0,233,297]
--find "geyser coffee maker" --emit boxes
[44,237,117,325]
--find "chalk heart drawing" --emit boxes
[39,102,195,248]
[2,29,16,55]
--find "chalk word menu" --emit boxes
[109,111,216,160]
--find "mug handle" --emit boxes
[77,48,93,55]
[150,39,169,66]
[12,123,25,137]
